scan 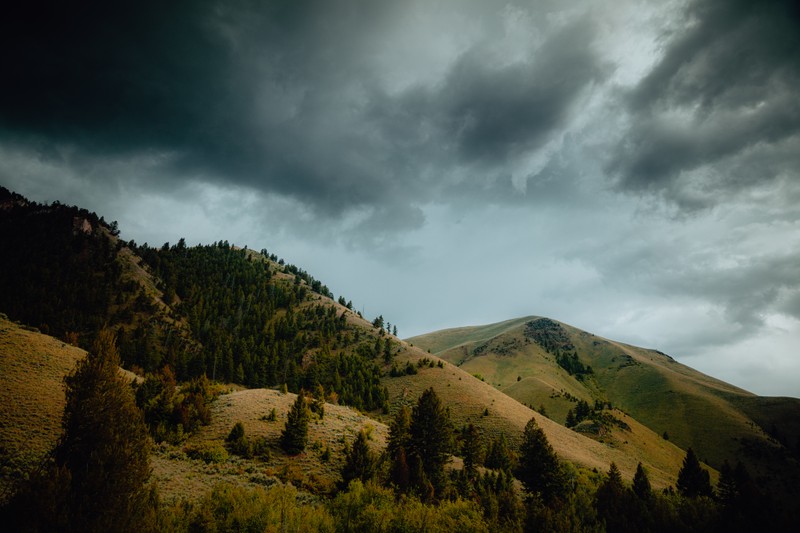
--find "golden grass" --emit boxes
[153,389,388,503]
[410,314,800,490]
[382,342,681,488]
[0,316,84,493]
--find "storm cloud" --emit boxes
[611,0,800,207]
[0,0,603,221]
[1,0,799,396]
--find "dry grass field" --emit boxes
[153,388,388,503]
[0,315,84,494]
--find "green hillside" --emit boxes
[410,316,800,499]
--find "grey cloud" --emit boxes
[0,0,605,230]
[611,0,800,203]
[576,231,800,350]
[437,18,605,165]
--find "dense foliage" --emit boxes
[0,190,123,345]
[0,190,391,414]
[130,240,390,411]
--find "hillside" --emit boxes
[0,315,85,494]
[409,316,800,496]
[381,342,690,488]
[154,388,389,501]
[3,188,799,529]
[0,190,691,488]
[0,288,685,494]
[0,314,389,503]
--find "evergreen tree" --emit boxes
[311,383,325,419]
[408,388,453,498]
[595,463,636,532]
[515,417,566,504]
[565,408,576,428]
[281,391,310,455]
[632,462,652,500]
[461,423,483,478]
[387,406,412,492]
[226,422,250,457]
[383,338,392,364]
[340,429,377,489]
[4,330,157,532]
[484,433,515,472]
[676,447,713,498]
[717,460,740,511]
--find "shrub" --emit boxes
[185,443,229,464]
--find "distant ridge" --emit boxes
[410,316,800,497]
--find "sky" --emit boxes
[1,0,799,397]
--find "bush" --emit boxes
[187,483,334,532]
[185,443,229,464]
[226,422,251,458]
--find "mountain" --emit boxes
[2,187,799,529]
[409,316,800,495]
[0,188,687,486]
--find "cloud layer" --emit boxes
[1,0,798,395]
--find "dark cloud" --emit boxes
[0,0,603,223]
[436,18,604,164]
[2,0,798,396]
[611,0,800,204]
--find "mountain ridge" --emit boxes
[409,316,800,496]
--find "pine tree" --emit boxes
[676,447,713,498]
[340,429,376,489]
[226,421,250,457]
[388,405,412,492]
[4,330,157,532]
[515,417,566,504]
[408,388,453,498]
[717,460,737,505]
[565,408,576,428]
[383,338,392,364]
[595,463,635,533]
[462,423,483,478]
[281,391,310,455]
[312,383,325,419]
[484,433,515,472]
[632,462,652,500]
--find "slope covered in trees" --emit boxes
[0,189,389,413]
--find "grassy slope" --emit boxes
[0,308,686,504]
[382,340,682,488]
[153,389,388,502]
[0,317,85,488]
[410,317,800,487]
[0,316,389,502]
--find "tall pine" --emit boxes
[515,417,566,504]
[3,330,157,532]
[387,405,412,493]
[281,390,310,454]
[676,447,713,498]
[408,388,453,499]
[340,429,377,489]
[632,462,652,500]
